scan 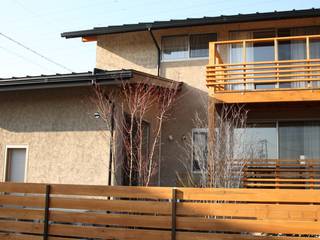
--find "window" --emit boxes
[192,128,208,172]
[161,33,217,61]
[236,121,320,160]
[234,123,278,159]
[161,35,189,61]
[229,27,320,90]
[190,34,217,58]
[279,121,320,160]
[5,146,27,182]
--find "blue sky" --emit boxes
[0,0,319,77]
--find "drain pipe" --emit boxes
[92,74,115,186]
[148,27,162,185]
[108,102,115,186]
[148,27,161,76]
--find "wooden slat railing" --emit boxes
[0,182,320,239]
[243,159,320,189]
[206,34,320,94]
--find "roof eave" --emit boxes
[61,8,320,39]
[0,69,182,92]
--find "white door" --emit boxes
[6,148,27,182]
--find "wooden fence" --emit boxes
[0,182,320,239]
[243,159,320,189]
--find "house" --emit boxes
[61,8,320,187]
[0,70,179,186]
[1,8,320,187]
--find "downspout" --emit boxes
[147,27,161,76]
[148,28,162,185]
[108,103,115,186]
[92,76,115,186]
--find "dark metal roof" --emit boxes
[61,8,320,39]
[0,69,181,92]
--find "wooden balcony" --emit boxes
[207,35,320,103]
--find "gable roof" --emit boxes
[0,69,182,92]
[61,8,320,39]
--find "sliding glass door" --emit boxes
[228,27,320,90]
[252,31,276,89]
[235,123,277,159]
[236,120,320,160]
[279,121,320,159]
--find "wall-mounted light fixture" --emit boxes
[181,135,187,141]
[94,112,100,119]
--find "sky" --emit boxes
[0,0,320,78]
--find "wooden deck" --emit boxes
[0,182,320,239]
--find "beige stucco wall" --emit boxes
[97,31,158,75]
[97,16,320,79]
[96,29,210,186]
[0,87,110,185]
[95,16,320,186]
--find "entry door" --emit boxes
[121,117,150,186]
[5,148,27,182]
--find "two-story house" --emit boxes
[62,8,320,186]
[1,8,319,187]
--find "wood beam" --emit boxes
[211,89,320,103]
[82,36,97,42]
[207,96,215,187]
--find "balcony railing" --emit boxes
[243,159,320,189]
[206,35,320,103]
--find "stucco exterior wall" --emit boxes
[97,31,158,75]
[0,87,110,185]
[96,30,210,186]
[95,16,320,186]
[97,17,320,80]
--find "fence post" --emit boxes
[43,184,51,240]
[171,187,177,240]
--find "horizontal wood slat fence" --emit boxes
[0,182,320,239]
[243,159,320,189]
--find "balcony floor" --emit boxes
[211,89,320,103]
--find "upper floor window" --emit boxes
[162,35,189,61]
[161,33,217,61]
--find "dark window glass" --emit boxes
[235,123,278,159]
[190,33,217,58]
[192,130,208,172]
[161,35,188,60]
[279,121,320,160]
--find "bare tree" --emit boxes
[177,102,252,188]
[207,103,249,188]
[92,80,179,186]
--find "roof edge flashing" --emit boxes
[61,8,320,39]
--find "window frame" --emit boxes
[244,119,320,160]
[191,128,208,174]
[161,33,217,62]
[241,121,279,160]
[3,145,29,182]
[161,34,189,62]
